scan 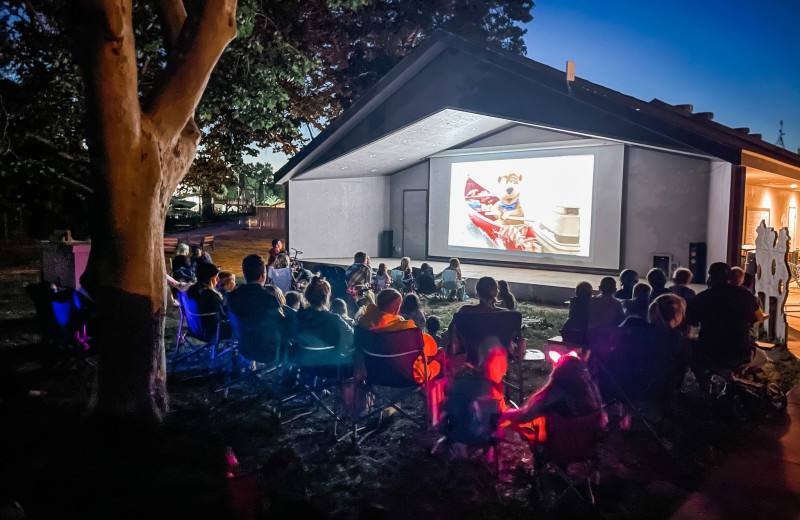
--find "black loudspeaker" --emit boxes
[379,230,393,258]
[689,242,706,285]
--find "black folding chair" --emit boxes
[347,327,432,443]
[450,311,525,404]
[172,290,232,373]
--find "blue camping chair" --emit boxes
[172,290,232,373]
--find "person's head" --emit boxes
[376,288,403,314]
[399,293,421,315]
[271,238,281,249]
[548,355,593,396]
[475,276,499,302]
[673,267,693,286]
[242,254,267,284]
[176,243,190,256]
[743,272,755,289]
[632,282,651,300]
[646,268,667,289]
[619,269,639,288]
[420,262,431,273]
[195,262,220,288]
[263,284,286,306]
[730,266,745,286]
[304,276,332,309]
[399,257,411,271]
[498,280,510,294]
[330,298,348,317]
[426,316,441,336]
[274,252,290,269]
[449,258,461,269]
[575,281,593,299]
[599,276,616,296]
[353,251,367,264]
[284,290,303,310]
[217,271,236,292]
[377,263,387,276]
[707,262,731,287]
[191,244,203,258]
[648,293,686,329]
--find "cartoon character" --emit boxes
[492,173,525,225]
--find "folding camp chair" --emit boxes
[450,311,525,404]
[279,327,352,431]
[528,411,604,511]
[216,307,286,397]
[172,290,232,373]
[415,273,440,300]
[347,327,434,443]
[27,283,93,362]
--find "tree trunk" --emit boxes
[77,0,237,422]
[201,189,214,218]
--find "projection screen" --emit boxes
[428,143,624,270]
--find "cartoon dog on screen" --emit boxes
[492,173,525,225]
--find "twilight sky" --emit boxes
[254,0,799,167]
[522,0,800,153]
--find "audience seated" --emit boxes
[686,262,759,371]
[186,262,231,340]
[190,244,213,271]
[330,297,356,328]
[285,290,303,311]
[497,280,518,310]
[646,268,669,303]
[268,239,282,266]
[669,267,696,302]
[357,288,441,383]
[345,251,372,288]
[560,282,592,346]
[293,277,354,362]
[499,356,602,434]
[587,277,624,358]
[623,282,651,319]
[269,252,295,293]
[373,263,391,292]
[227,255,285,349]
[437,258,465,301]
[172,243,194,282]
[399,293,427,332]
[392,257,415,292]
[419,262,434,278]
[426,316,445,350]
[456,277,504,314]
[615,269,639,300]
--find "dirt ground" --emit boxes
[1,239,797,519]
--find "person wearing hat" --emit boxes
[686,262,759,371]
[186,262,230,340]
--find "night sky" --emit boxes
[523,0,800,153]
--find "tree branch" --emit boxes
[81,0,141,165]
[154,0,186,50]
[147,0,237,144]
[27,134,90,164]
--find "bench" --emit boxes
[163,237,179,255]
[196,235,215,251]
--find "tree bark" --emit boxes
[77,0,236,422]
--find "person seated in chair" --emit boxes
[436,258,464,300]
[587,277,624,359]
[186,262,231,340]
[499,355,602,437]
[669,267,696,302]
[615,269,639,300]
[171,243,194,282]
[190,244,213,273]
[227,254,283,325]
[293,277,353,365]
[622,282,651,320]
[269,252,295,294]
[399,293,426,332]
[457,276,505,314]
[357,288,441,383]
[560,282,592,346]
[392,257,415,293]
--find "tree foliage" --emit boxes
[0,0,534,234]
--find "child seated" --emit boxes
[560,282,592,346]
[425,315,445,350]
[330,297,356,327]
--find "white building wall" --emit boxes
[289,177,390,258]
[623,147,712,275]
[706,161,732,264]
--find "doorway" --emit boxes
[402,190,427,259]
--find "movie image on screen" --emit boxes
[447,154,594,256]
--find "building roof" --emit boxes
[276,30,800,183]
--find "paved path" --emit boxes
[670,383,800,520]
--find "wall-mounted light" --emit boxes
[792,184,798,188]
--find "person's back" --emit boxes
[497,280,517,311]
[623,282,651,319]
[588,277,624,358]
[647,268,669,302]
[669,267,696,302]
[615,269,639,300]
[561,282,592,345]
[687,263,758,369]
[345,252,371,287]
